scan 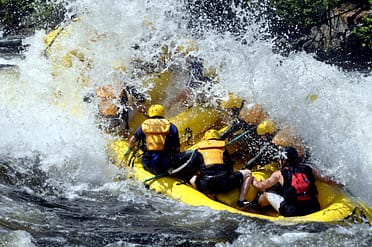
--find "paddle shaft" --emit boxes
[225,127,255,147]
[143,150,197,183]
[143,173,168,183]
[243,143,268,169]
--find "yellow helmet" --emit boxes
[204,129,221,141]
[220,94,243,109]
[148,104,165,118]
[256,119,276,136]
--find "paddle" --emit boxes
[143,127,256,184]
[345,188,372,224]
[242,143,268,170]
[120,140,142,168]
[117,148,131,168]
[356,200,372,224]
[143,150,197,184]
[43,20,70,57]
[225,126,256,147]
[143,173,169,183]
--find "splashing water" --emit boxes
[1,0,372,246]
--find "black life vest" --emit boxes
[281,165,318,204]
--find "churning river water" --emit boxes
[1,1,372,246]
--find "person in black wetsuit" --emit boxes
[252,146,340,216]
[189,129,254,210]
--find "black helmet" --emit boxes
[278,146,299,164]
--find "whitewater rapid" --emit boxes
[1,0,371,246]
[2,0,370,202]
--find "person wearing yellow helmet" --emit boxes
[236,119,282,170]
[219,94,308,170]
[219,94,269,132]
[127,104,197,178]
[219,95,274,165]
[219,94,305,171]
[189,129,255,210]
[245,122,310,170]
[127,104,179,174]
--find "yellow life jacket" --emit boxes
[96,84,122,116]
[197,140,225,166]
[142,119,171,151]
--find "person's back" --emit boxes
[190,129,254,209]
[193,130,235,194]
[141,118,174,152]
[128,104,180,174]
[279,161,320,216]
[197,138,232,174]
[253,147,325,217]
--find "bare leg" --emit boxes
[238,169,252,201]
[189,175,198,189]
[257,193,270,208]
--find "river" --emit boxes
[1,0,372,246]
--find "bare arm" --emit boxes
[253,171,282,190]
[128,136,137,149]
[311,166,341,186]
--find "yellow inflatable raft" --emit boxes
[107,108,372,225]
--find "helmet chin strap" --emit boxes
[279,159,289,169]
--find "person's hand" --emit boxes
[337,183,345,189]
[83,94,93,103]
[124,148,131,157]
[252,177,260,188]
[136,104,147,114]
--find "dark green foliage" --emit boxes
[0,0,34,34]
[353,0,372,48]
[266,0,372,65]
[269,0,339,37]
[0,0,67,36]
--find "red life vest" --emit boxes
[291,172,311,201]
[281,165,317,203]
